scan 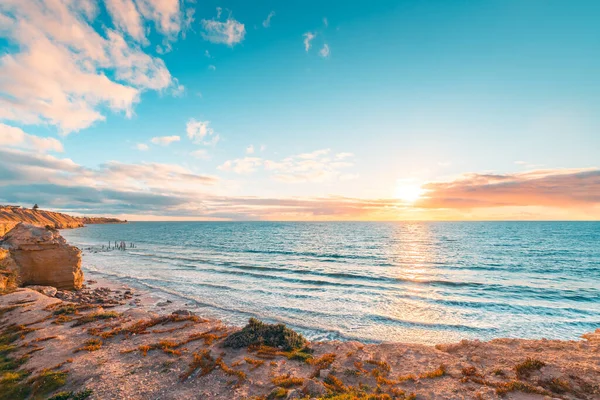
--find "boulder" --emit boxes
[302,379,327,397]
[1,223,83,290]
[26,285,58,297]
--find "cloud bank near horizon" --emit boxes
[0,148,597,220]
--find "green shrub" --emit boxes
[223,318,307,351]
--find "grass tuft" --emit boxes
[223,318,307,351]
[514,357,545,379]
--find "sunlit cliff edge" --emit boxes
[0,205,125,236]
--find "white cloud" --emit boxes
[335,152,353,160]
[104,0,146,42]
[136,143,149,151]
[205,50,211,58]
[186,119,219,145]
[319,44,330,57]
[208,65,216,71]
[303,32,316,52]
[151,135,180,146]
[218,157,263,174]
[246,145,255,154]
[323,17,328,27]
[0,123,63,153]
[191,149,210,159]
[262,11,275,28]
[260,144,267,152]
[0,0,184,134]
[219,148,356,183]
[201,9,245,46]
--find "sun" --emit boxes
[395,183,424,203]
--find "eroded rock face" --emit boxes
[0,248,18,290]
[1,223,83,290]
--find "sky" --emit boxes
[0,0,599,221]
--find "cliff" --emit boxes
[0,205,125,233]
[0,223,83,290]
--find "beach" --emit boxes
[1,278,599,399]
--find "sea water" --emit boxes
[61,221,600,345]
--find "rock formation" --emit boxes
[0,223,83,290]
[0,247,18,291]
[0,205,125,231]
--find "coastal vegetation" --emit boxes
[223,317,307,350]
[1,282,599,399]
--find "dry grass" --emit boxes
[419,364,446,379]
[74,338,102,352]
[244,357,265,370]
[495,380,550,396]
[514,357,545,379]
[271,374,304,388]
[180,349,215,381]
[71,311,120,327]
[365,359,391,374]
[88,314,204,339]
[216,358,246,383]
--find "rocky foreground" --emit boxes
[0,284,599,400]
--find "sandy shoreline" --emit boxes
[1,276,599,400]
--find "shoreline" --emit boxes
[1,279,599,399]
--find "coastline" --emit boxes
[1,277,599,399]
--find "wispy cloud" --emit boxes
[151,135,180,146]
[319,44,330,57]
[416,168,600,210]
[0,0,186,135]
[201,9,245,45]
[262,11,275,28]
[190,149,209,160]
[218,157,263,174]
[303,32,316,52]
[135,143,149,151]
[246,145,255,154]
[186,119,219,145]
[0,123,63,153]
[219,148,357,183]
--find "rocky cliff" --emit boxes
[0,205,125,231]
[0,224,83,290]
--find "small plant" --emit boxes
[30,369,68,397]
[419,364,446,379]
[244,357,265,370]
[223,318,307,351]
[72,311,120,327]
[365,359,391,373]
[324,374,347,393]
[48,389,93,400]
[48,392,72,400]
[74,338,103,352]
[272,374,304,387]
[216,358,246,383]
[180,349,215,381]
[542,377,571,394]
[496,380,549,396]
[267,387,287,399]
[514,357,545,379]
[461,366,481,377]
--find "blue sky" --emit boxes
[1,0,599,220]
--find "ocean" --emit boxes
[61,221,600,345]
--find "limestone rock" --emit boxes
[1,223,83,290]
[302,379,327,397]
[0,248,18,290]
[26,285,58,297]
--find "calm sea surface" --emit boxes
[62,222,600,345]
